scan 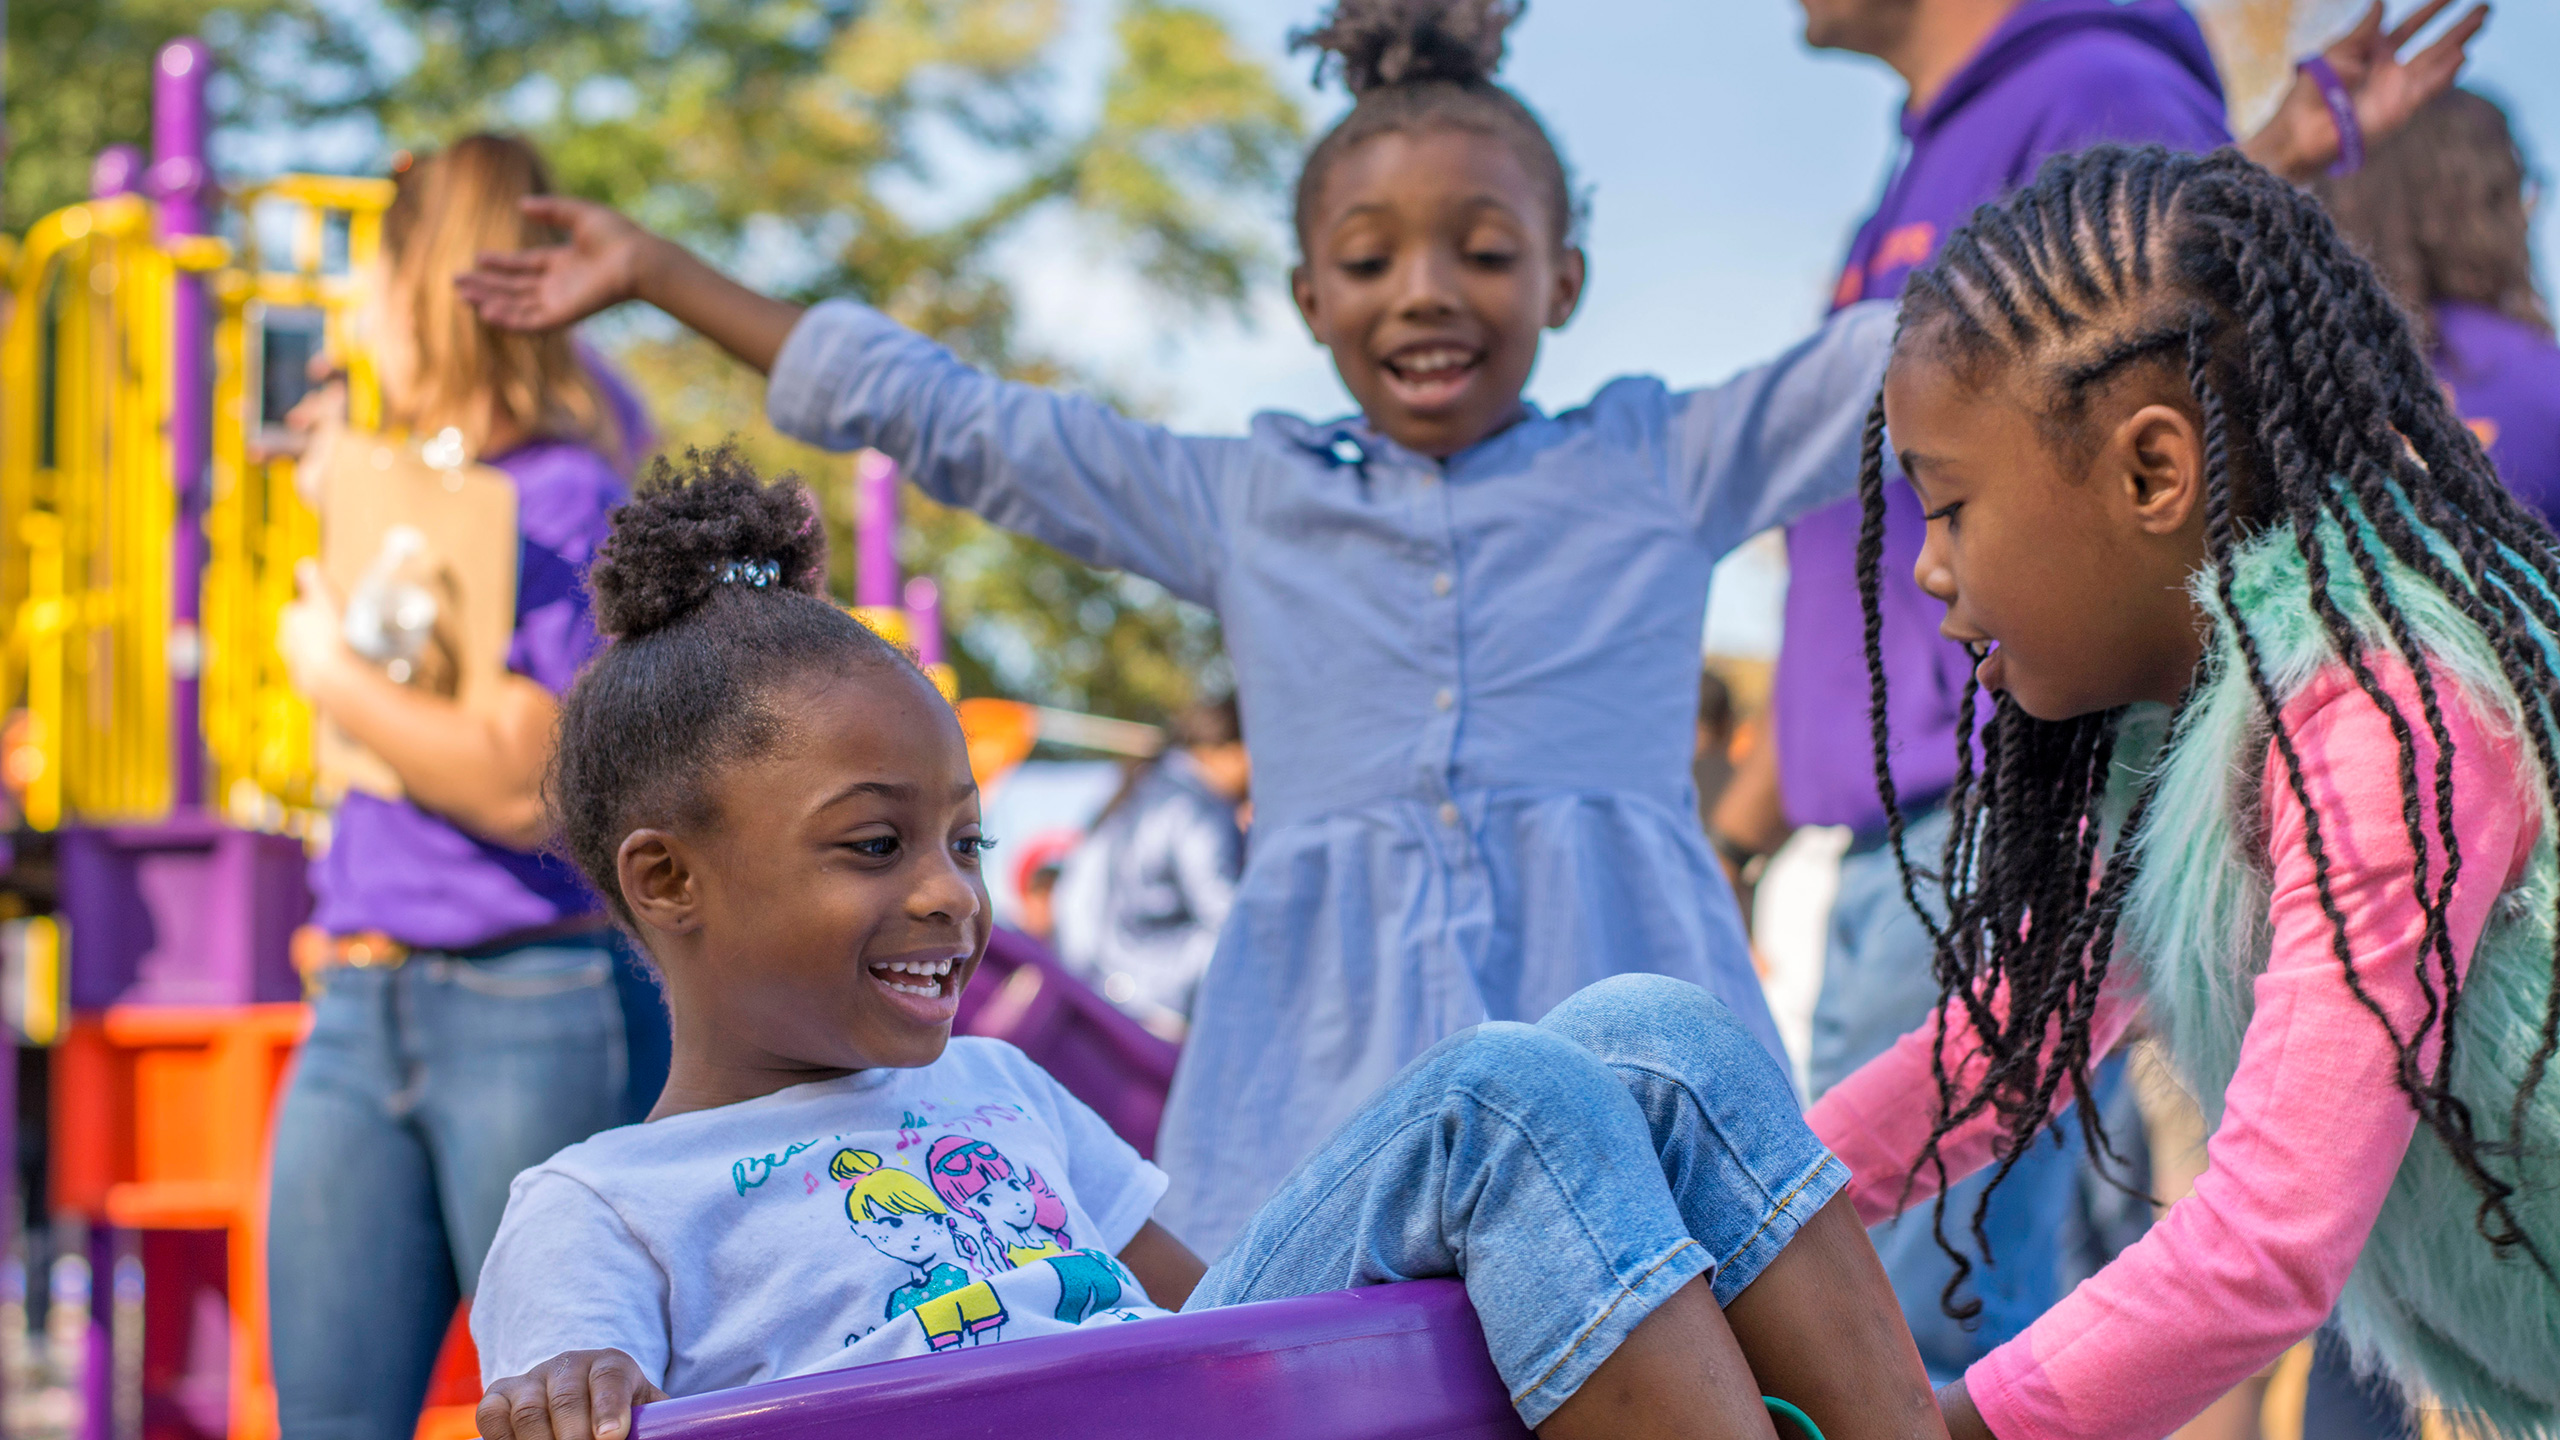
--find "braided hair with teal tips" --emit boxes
[1852,144,2560,1318]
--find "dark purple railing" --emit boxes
[629,1281,1530,1440]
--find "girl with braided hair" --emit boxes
[1811,142,2560,1439]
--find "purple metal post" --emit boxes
[152,39,213,810]
[90,146,146,199]
[855,450,900,609]
[901,576,943,668]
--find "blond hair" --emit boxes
[831,1149,949,1223]
[381,134,620,460]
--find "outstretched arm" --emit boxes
[2239,0,2485,183]
[463,199,1239,604]
[457,197,804,375]
[1959,666,2534,1440]
[1668,300,1900,557]
[1807,978,2144,1228]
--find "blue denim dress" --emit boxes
[769,299,1895,1255]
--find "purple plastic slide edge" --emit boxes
[628,1280,1531,1440]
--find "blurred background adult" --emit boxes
[263,133,647,1440]
[1052,696,1248,1041]
[2322,87,2557,528]
[1005,832,1084,947]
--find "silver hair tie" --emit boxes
[713,558,782,588]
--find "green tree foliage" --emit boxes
[4,0,261,223]
[6,0,1301,720]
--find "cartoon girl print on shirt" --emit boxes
[831,1149,1008,1351]
[925,1137,1130,1324]
[926,1137,1074,1269]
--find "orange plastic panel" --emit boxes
[53,1018,135,1215]
[424,1306,482,1408]
[957,698,1039,787]
[414,1406,482,1440]
[52,1005,310,1440]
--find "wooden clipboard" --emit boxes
[313,432,519,802]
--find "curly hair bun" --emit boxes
[1292,0,1522,95]
[588,443,829,641]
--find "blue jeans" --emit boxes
[1810,806,2134,1381]
[1187,974,1846,1428]
[268,941,628,1440]
[2305,1327,2417,1440]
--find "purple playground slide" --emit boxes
[957,927,1178,1159]
[628,1279,1530,1440]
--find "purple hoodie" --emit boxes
[1774,0,2231,834]
[2436,300,2560,531]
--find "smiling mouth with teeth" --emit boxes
[872,956,958,998]
[1383,346,1481,382]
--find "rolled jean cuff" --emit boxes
[1509,1234,1716,1426]
[1710,1149,1850,1305]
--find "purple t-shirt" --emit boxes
[2436,301,2560,531]
[1775,0,2229,833]
[308,439,626,949]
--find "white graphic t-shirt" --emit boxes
[472,1038,1172,1396]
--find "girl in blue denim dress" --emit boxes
[460,0,1894,1256]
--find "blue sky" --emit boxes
[989,0,2557,653]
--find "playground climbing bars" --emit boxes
[202,173,395,830]
[2,189,179,828]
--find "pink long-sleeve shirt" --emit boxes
[1808,663,2540,1440]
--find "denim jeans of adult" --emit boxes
[1185,974,1847,1428]
[2305,1327,2418,1440]
[268,941,627,1440]
[1808,804,2136,1382]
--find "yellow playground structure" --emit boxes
[3,168,389,836]
[0,40,475,1440]
[0,41,1161,1440]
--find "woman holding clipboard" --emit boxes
[264,134,641,1440]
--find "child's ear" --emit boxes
[1546,246,1587,330]
[2113,401,2206,536]
[1290,263,1322,341]
[617,828,703,937]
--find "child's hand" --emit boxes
[457,195,806,376]
[477,1349,668,1440]
[457,197,661,333]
